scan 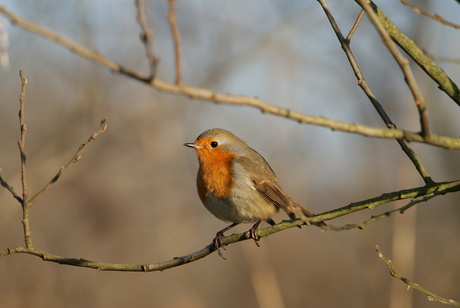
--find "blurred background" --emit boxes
[0,0,459,307]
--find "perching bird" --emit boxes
[184,128,325,257]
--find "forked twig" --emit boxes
[357,0,460,106]
[325,190,437,231]
[346,9,364,41]
[356,0,430,139]
[317,0,434,184]
[375,245,460,306]
[28,118,108,205]
[3,71,108,248]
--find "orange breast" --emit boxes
[196,148,238,201]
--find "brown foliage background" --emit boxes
[1,1,459,307]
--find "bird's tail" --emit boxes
[295,203,327,227]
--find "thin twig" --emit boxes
[166,0,183,85]
[134,0,159,80]
[346,9,364,41]
[28,118,108,205]
[318,180,460,223]
[375,245,460,306]
[400,0,460,29]
[18,69,28,201]
[317,0,434,184]
[325,189,437,231]
[424,50,460,65]
[357,0,430,139]
[1,6,459,149]
[17,69,33,248]
[0,169,23,203]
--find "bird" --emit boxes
[184,128,325,258]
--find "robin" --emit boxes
[184,128,325,258]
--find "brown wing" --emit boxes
[236,156,326,226]
[254,179,298,219]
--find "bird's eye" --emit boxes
[210,141,219,148]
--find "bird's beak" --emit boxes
[184,142,203,149]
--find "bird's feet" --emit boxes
[213,231,227,259]
[248,219,262,247]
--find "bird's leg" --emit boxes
[265,217,276,226]
[213,222,239,259]
[248,219,263,247]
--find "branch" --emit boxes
[1,6,459,149]
[166,0,183,85]
[357,0,430,139]
[325,186,439,231]
[2,180,459,271]
[318,180,460,224]
[359,0,460,106]
[17,69,33,248]
[0,169,22,203]
[375,245,460,306]
[317,0,434,184]
[346,9,364,41]
[18,69,28,202]
[134,0,159,80]
[28,118,108,205]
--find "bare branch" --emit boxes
[357,0,430,139]
[16,70,34,248]
[318,180,460,224]
[317,0,434,184]
[2,180,459,271]
[346,9,364,41]
[28,118,108,205]
[166,0,183,85]
[0,169,22,203]
[18,69,28,201]
[325,188,438,231]
[375,245,460,306]
[424,50,460,65]
[358,1,460,106]
[134,0,159,80]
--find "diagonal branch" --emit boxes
[317,180,460,223]
[346,9,364,41]
[325,188,438,231]
[400,0,460,29]
[375,245,460,306]
[0,169,23,203]
[359,0,460,106]
[317,0,434,184]
[357,0,430,139]
[28,118,108,205]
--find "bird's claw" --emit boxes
[213,231,227,259]
[249,225,261,247]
